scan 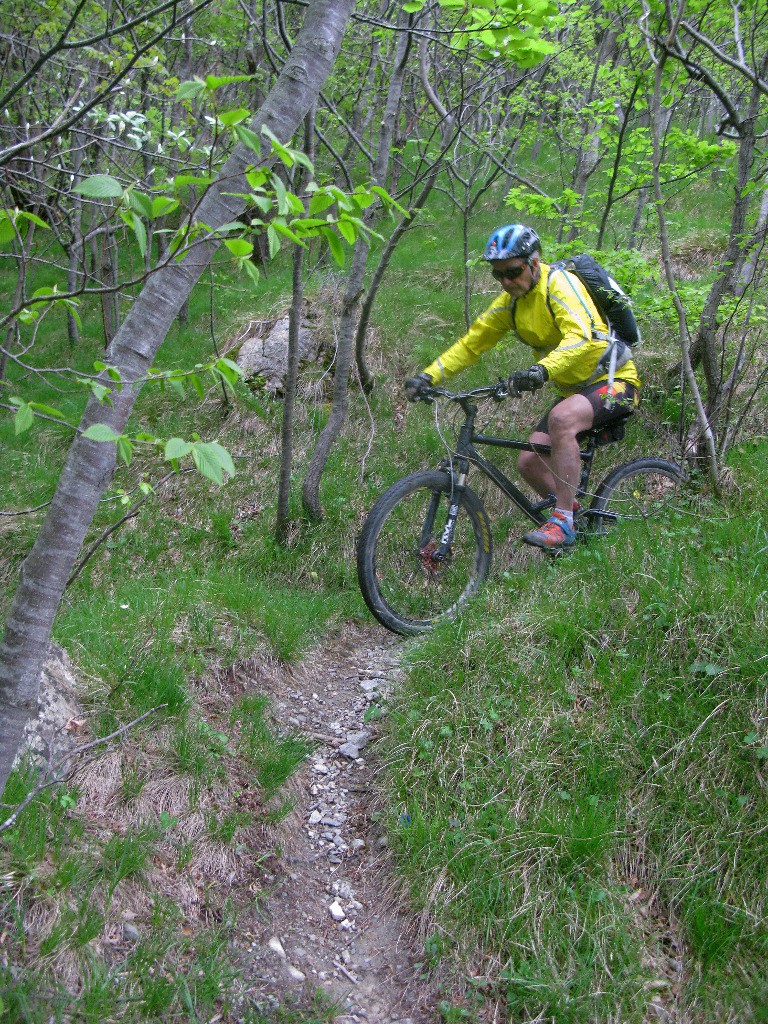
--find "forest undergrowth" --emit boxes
[1,185,767,1022]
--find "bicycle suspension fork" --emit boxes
[427,406,477,562]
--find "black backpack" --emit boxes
[547,254,641,349]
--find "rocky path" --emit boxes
[237,625,437,1023]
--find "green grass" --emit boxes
[381,448,768,1021]
[2,144,767,1022]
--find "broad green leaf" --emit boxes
[82,423,121,442]
[270,220,305,246]
[246,168,269,190]
[251,194,273,214]
[337,219,357,244]
[190,373,205,400]
[29,401,67,420]
[214,357,243,384]
[172,173,215,190]
[16,210,50,229]
[88,381,112,404]
[122,210,147,257]
[74,174,124,199]
[127,190,154,218]
[192,442,234,485]
[216,220,247,235]
[0,216,15,245]
[176,78,206,100]
[117,436,133,466]
[13,403,34,435]
[235,124,263,153]
[267,224,281,259]
[151,196,179,218]
[165,437,194,460]
[272,175,289,214]
[225,238,254,258]
[204,74,254,91]
[242,260,260,286]
[322,227,345,268]
[309,192,335,215]
[218,107,250,127]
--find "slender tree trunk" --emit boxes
[0,0,357,797]
[302,8,412,518]
[650,47,720,488]
[276,107,315,538]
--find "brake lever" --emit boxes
[491,377,509,402]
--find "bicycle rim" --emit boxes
[589,458,685,535]
[357,471,492,635]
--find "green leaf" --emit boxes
[322,227,345,268]
[29,401,67,419]
[214,357,243,386]
[0,215,15,245]
[13,402,34,435]
[267,225,281,259]
[689,661,724,677]
[337,218,357,244]
[204,73,254,92]
[82,423,121,442]
[192,441,235,485]
[127,190,154,218]
[16,210,50,229]
[403,0,424,9]
[218,107,250,127]
[309,192,335,215]
[758,747,768,761]
[234,124,262,154]
[117,436,133,465]
[74,175,124,199]
[151,195,179,218]
[124,210,147,257]
[743,732,759,745]
[242,259,260,286]
[270,219,305,246]
[190,373,205,400]
[165,437,194,461]
[176,78,206,100]
[225,238,254,258]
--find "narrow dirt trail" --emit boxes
[235,624,438,1023]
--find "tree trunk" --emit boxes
[276,107,315,538]
[0,0,357,797]
[302,8,412,518]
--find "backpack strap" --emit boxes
[545,265,627,395]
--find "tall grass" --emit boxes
[2,149,766,1022]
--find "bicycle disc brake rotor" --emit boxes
[419,540,451,576]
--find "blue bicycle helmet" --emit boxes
[483,224,541,262]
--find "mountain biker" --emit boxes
[404,224,641,550]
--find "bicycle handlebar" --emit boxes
[417,378,520,403]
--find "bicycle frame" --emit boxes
[430,391,599,558]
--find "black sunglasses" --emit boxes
[490,263,527,281]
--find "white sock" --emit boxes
[555,508,574,528]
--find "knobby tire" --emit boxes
[357,470,492,636]
[589,457,685,533]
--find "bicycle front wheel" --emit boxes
[589,457,686,535]
[357,470,493,636]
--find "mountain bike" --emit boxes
[357,380,685,636]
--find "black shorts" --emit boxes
[534,379,639,435]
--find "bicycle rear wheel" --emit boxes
[357,470,492,636]
[588,457,685,535]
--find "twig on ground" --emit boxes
[0,704,168,833]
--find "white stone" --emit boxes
[328,900,345,922]
[267,937,286,959]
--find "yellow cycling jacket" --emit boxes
[422,262,641,396]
